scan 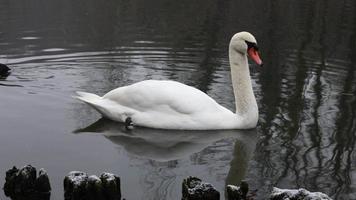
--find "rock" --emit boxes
[3,165,51,200]
[182,176,220,200]
[270,187,332,200]
[0,63,11,77]
[64,171,121,200]
[226,181,249,200]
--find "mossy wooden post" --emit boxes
[0,63,11,77]
[3,165,51,200]
[182,176,220,200]
[269,187,332,200]
[100,173,121,200]
[226,181,249,200]
[64,171,88,200]
[87,175,104,200]
[64,171,121,200]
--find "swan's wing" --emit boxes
[77,80,238,129]
[102,80,229,115]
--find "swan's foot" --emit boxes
[125,117,134,130]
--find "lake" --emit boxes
[0,0,355,199]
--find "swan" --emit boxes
[76,32,263,130]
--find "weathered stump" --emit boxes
[100,173,121,200]
[182,176,220,200]
[64,171,121,200]
[0,63,11,77]
[3,165,51,200]
[270,187,332,200]
[36,169,52,193]
[87,175,104,200]
[226,181,249,200]
[64,171,88,200]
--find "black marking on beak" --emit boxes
[245,41,259,51]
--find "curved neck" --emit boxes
[229,48,258,117]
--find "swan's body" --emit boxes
[77,80,254,130]
[76,32,263,130]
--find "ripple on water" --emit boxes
[0,42,222,96]
[42,48,67,52]
[20,36,40,40]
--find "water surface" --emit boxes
[0,0,356,199]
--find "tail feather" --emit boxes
[75,91,101,104]
[75,91,132,123]
[75,91,108,116]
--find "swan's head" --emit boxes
[230,32,263,66]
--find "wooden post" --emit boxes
[182,176,220,200]
[63,171,121,200]
[226,181,249,200]
[3,165,51,200]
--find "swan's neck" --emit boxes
[229,49,258,117]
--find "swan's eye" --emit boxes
[245,41,259,51]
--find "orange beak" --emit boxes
[248,48,263,66]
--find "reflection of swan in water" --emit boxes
[75,118,258,199]
[226,135,258,187]
[74,118,257,162]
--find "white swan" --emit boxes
[76,32,263,130]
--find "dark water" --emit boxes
[0,0,355,199]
